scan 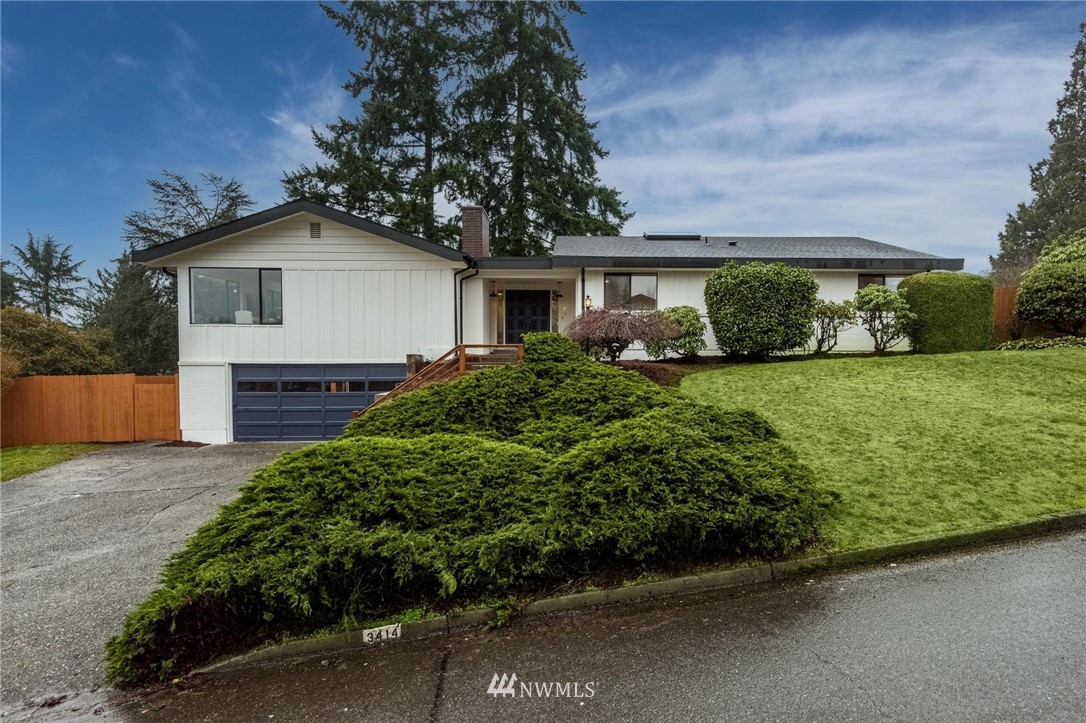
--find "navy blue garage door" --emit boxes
[232,364,406,441]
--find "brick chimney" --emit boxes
[461,206,490,257]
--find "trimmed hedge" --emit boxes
[106,334,835,685]
[1015,260,1086,335]
[898,273,994,353]
[704,262,818,357]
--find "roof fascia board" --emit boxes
[551,256,964,271]
[131,199,467,264]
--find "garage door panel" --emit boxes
[232,363,405,441]
[234,366,281,381]
[280,395,324,408]
[280,423,325,438]
[323,365,370,379]
[234,424,282,439]
[366,364,407,378]
[235,395,281,409]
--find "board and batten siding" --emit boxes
[583,269,907,355]
[172,213,461,442]
[176,214,460,365]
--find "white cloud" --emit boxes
[588,14,1076,271]
[200,62,352,206]
[263,64,348,181]
[1,37,24,78]
[112,52,139,70]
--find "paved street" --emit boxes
[8,528,1083,722]
[0,442,303,712]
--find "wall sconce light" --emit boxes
[552,283,564,301]
[489,282,498,298]
[584,294,593,309]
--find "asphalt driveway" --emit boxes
[0,442,303,711]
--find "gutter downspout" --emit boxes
[580,267,586,314]
[454,261,478,345]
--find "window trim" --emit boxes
[603,272,659,311]
[189,267,284,325]
[858,274,887,289]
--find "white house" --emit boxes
[133,199,963,443]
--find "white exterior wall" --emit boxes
[463,270,579,345]
[178,364,231,444]
[168,213,461,443]
[583,268,910,356]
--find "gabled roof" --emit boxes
[130,199,466,264]
[549,235,964,271]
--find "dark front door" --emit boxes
[505,290,551,343]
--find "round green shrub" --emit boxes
[1015,260,1086,335]
[897,272,994,353]
[1035,229,1086,266]
[703,262,818,357]
[854,285,915,353]
[643,305,708,359]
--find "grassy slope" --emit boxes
[682,349,1086,550]
[0,443,109,481]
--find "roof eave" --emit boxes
[131,199,468,265]
[551,256,964,271]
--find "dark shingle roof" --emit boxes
[553,235,943,260]
[546,235,963,271]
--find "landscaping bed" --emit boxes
[682,348,1086,551]
[106,334,836,686]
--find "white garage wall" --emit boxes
[178,364,230,444]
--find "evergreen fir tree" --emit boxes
[282,1,470,247]
[993,23,1086,271]
[455,1,631,256]
[9,232,85,319]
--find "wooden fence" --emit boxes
[994,287,1017,342]
[1,374,180,448]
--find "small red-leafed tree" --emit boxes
[565,309,681,363]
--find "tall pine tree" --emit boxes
[284,1,631,254]
[86,171,255,374]
[9,232,85,319]
[993,23,1086,272]
[283,1,469,247]
[455,1,631,256]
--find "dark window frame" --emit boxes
[603,273,659,311]
[858,274,886,289]
[189,267,284,325]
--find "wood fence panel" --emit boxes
[134,375,180,441]
[1,374,179,447]
[1,376,41,447]
[994,287,1017,342]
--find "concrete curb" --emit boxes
[195,509,1086,674]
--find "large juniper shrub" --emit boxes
[107,333,836,686]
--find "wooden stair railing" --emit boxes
[355,344,524,416]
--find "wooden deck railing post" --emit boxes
[458,344,467,375]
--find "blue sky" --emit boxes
[2,2,1083,276]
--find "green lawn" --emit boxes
[682,349,1086,551]
[0,443,110,481]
